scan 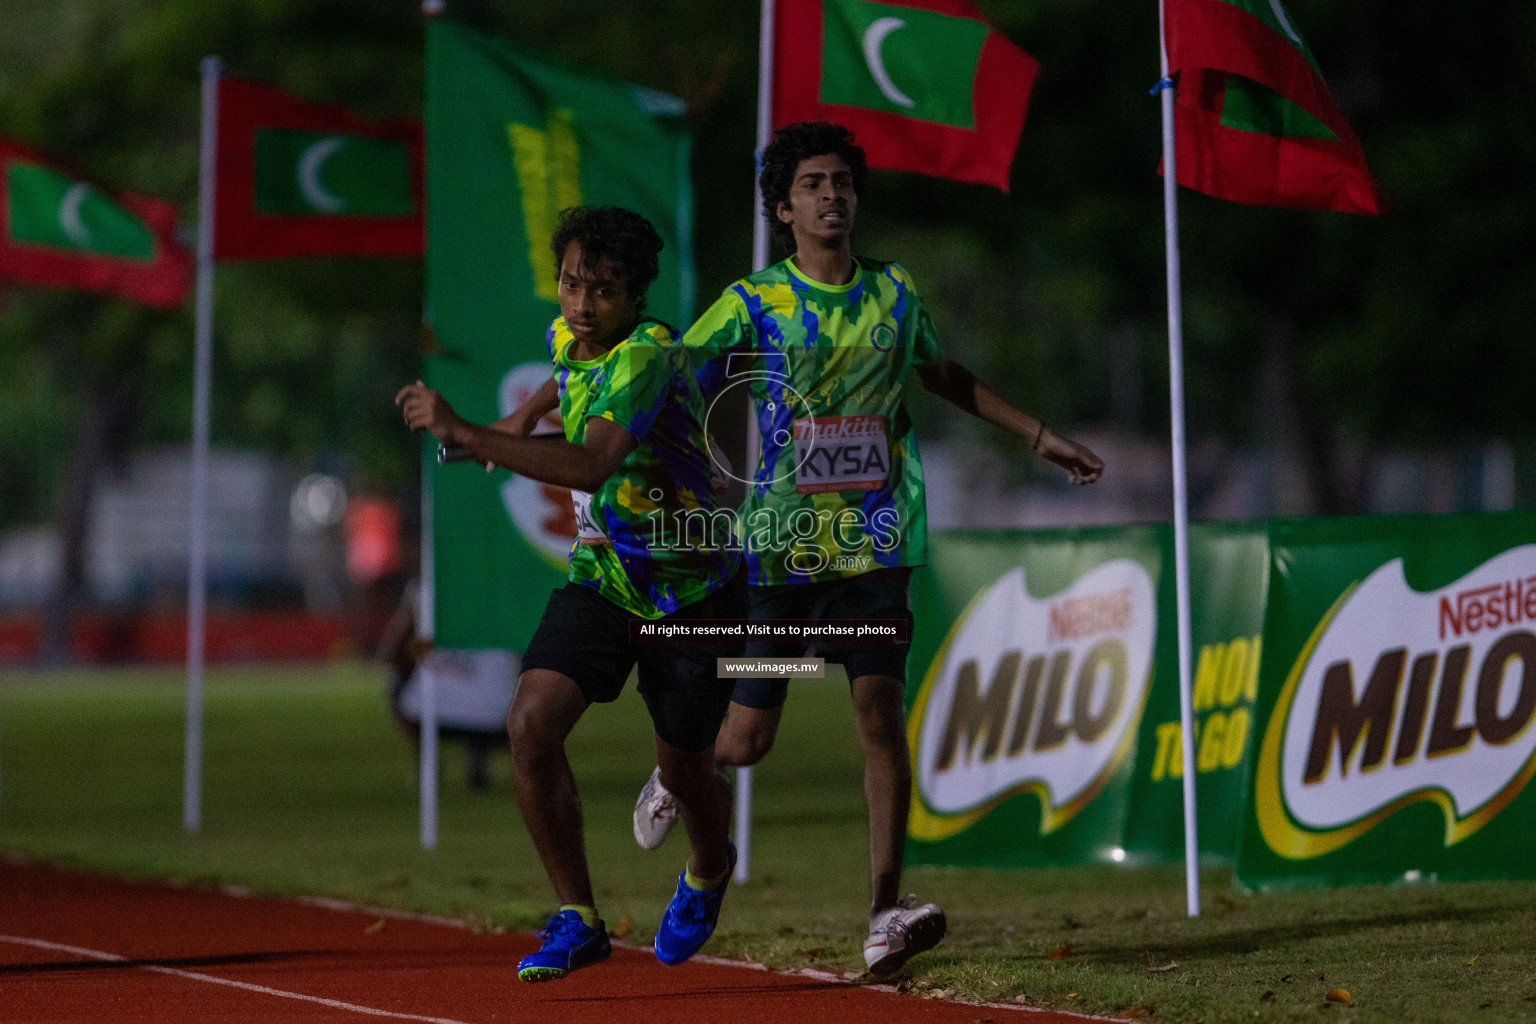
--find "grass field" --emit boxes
[1,663,1533,1023]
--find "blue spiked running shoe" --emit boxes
[517,909,611,982]
[654,841,736,965]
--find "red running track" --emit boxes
[0,861,1116,1024]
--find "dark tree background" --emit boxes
[1,0,1532,582]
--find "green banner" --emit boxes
[1237,510,1536,888]
[905,526,1165,868]
[905,523,1270,869]
[424,20,694,648]
[1122,522,1270,863]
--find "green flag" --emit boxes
[1,137,191,307]
[7,162,157,258]
[252,130,415,217]
[424,20,695,649]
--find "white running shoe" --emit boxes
[632,765,680,850]
[863,895,947,976]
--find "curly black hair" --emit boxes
[758,121,869,248]
[550,206,664,310]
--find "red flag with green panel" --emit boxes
[773,0,1038,191]
[1165,0,1383,215]
[0,137,191,307]
[214,76,424,260]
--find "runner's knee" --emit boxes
[715,710,778,765]
[506,671,581,764]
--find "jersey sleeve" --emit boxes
[545,318,562,361]
[911,299,943,371]
[585,339,674,443]
[895,266,944,371]
[681,286,754,396]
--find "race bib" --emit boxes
[569,489,610,545]
[792,415,890,494]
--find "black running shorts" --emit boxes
[730,567,914,710]
[522,573,746,752]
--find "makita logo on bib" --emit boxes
[1258,546,1536,856]
[911,561,1156,837]
[791,414,884,441]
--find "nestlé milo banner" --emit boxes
[905,525,1271,869]
[905,527,1165,867]
[1238,510,1536,887]
[1122,522,1270,863]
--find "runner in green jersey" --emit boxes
[632,123,1103,977]
[400,207,740,979]
[546,314,738,617]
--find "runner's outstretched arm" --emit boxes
[397,381,634,491]
[494,376,560,437]
[917,359,1104,485]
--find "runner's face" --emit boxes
[558,242,639,350]
[777,153,857,247]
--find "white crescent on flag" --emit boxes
[59,183,94,247]
[298,137,346,213]
[862,18,916,109]
[1268,0,1304,45]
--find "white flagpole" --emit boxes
[419,448,438,850]
[733,0,777,886]
[751,0,776,278]
[419,0,441,851]
[1157,1,1201,918]
[185,55,221,834]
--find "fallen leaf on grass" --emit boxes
[609,914,632,939]
[1048,944,1072,961]
[1146,962,1178,973]
[1066,992,1079,999]
[1467,956,1478,966]
[1013,995,1032,1005]
[364,918,387,936]
[1326,989,1352,1004]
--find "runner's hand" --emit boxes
[1039,431,1104,485]
[396,381,467,446]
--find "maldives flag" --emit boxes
[773,0,1038,191]
[214,76,424,260]
[0,138,191,307]
[1165,0,1383,215]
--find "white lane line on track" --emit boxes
[110,885,1125,1023]
[0,935,473,1024]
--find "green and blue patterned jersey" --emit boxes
[550,316,738,618]
[683,256,944,586]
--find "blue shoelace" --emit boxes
[671,883,711,923]
[537,914,586,946]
